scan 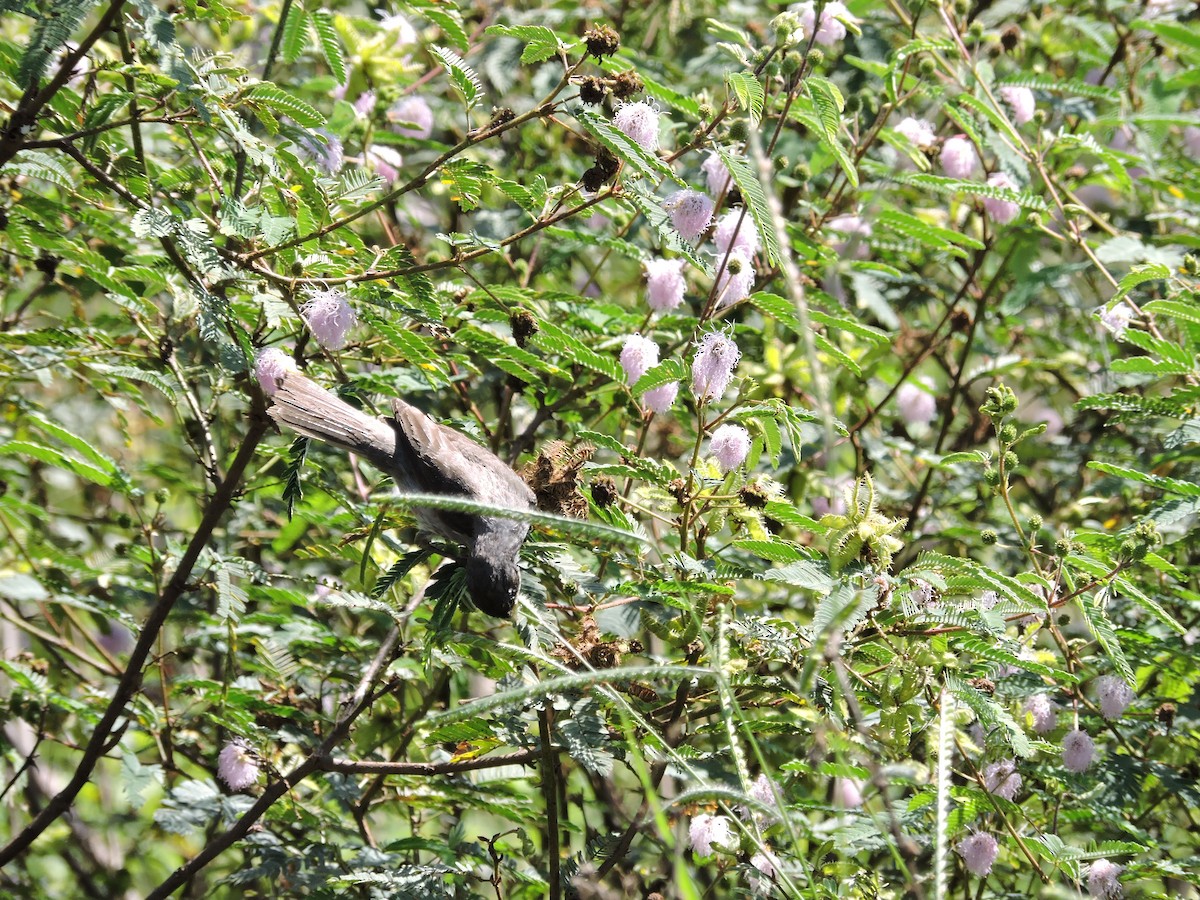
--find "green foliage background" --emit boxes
[0,0,1198,897]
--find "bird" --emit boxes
[266,370,535,617]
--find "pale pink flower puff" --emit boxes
[1024,693,1057,734]
[301,289,358,350]
[984,172,1021,224]
[794,1,857,46]
[714,249,756,308]
[982,758,1021,800]
[688,813,734,856]
[941,134,978,178]
[895,116,936,148]
[217,740,260,792]
[1087,859,1124,898]
[644,257,687,311]
[387,96,434,139]
[957,832,999,876]
[710,423,751,473]
[713,210,760,256]
[644,381,679,414]
[255,348,297,396]
[999,86,1035,125]
[692,331,741,402]
[664,189,714,242]
[1096,675,1135,719]
[614,101,660,151]
[620,334,659,384]
[1062,728,1096,773]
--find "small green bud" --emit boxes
[766,60,782,78]
[782,51,803,75]
[1027,211,1043,228]
[918,57,937,77]
[1054,538,1071,556]
[983,468,1001,486]
[967,22,984,41]
[115,543,129,556]
[728,120,750,142]
[806,48,825,67]
[1027,514,1043,531]
[954,0,970,15]
[792,161,810,181]
[698,102,714,119]
[774,154,790,171]
[116,512,133,528]
[1003,450,1019,470]
[981,383,1019,419]
[844,93,862,114]
[981,529,998,545]
[999,423,1018,445]
[1183,254,1199,276]
[154,488,170,504]
[1033,108,1048,127]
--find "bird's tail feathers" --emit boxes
[268,371,396,470]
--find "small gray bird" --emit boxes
[267,370,535,617]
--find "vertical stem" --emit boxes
[538,706,561,900]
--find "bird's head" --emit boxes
[465,553,521,618]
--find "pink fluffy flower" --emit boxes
[1095,675,1135,720]
[353,90,377,120]
[614,101,660,151]
[895,116,936,148]
[982,758,1021,800]
[644,381,679,414]
[1100,304,1134,339]
[984,172,1021,224]
[713,210,760,256]
[367,145,403,184]
[794,1,856,46]
[896,380,937,426]
[748,774,776,808]
[620,334,659,384]
[956,832,999,876]
[710,423,751,473]
[387,96,434,139]
[999,86,1035,125]
[714,248,755,308]
[688,813,734,856]
[1186,125,1200,158]
[1087,859,1124,898]
[940,134,978,178]
[1024,693,1058,734]
[644,257,687,311]
[828,213,872,258]
[833,777,863,808]
[664,189,714,242]
[1062,729,1095,773]
[692,331,741,402]
[217,740,260,792]
[702,151,733,196]
[255,348,297,396]
[297,129,343,174]
[301,289,358,350]
[379,11,418,47]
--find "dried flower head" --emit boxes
[644,257,687,311]
[713,210,760,256]
[1095,675,1135,719]
[692,331,741,402]
[217,740,260,792]
[1062,728,1096,773]
[1024,693,1058,734]
[999,85,1036,125]
[614,101,660,151]
[940,134,978,179]
[664,189,714,242]
[710,423,752,473]
[584,24,620,58]
[620,334,660,384]
[1087,859,1124,898]
[895,116,936,148]
[387,96,434,139]
[255,348,297,396]
[688,812,734,856]
[956,832,999,876]
[982,758,1022,800]
[301,289,358,350]
[983,172,1021,224]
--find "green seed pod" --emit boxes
[981,529,998,545]
[918,57,937,77]
[1003,450,1019,470]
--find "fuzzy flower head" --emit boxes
[978,590,999,611]
[644,381,679,414]
[1024,693,1058,734]
[956,832,999,876]
[793,1,857,46]
[702,151,732,196]
[297,129,344,174]
[387,96,434,139]
[664,189,714,242]
[896,380,937,426]
[301,289,358,350]
[688,813,734,856]
[614,100,660,151]
[353,90,377,120]
[1087,859,1124,898]
[999,85,1035,125]
[833,777,863,808]
[379,11,419,47]
[984,172,1021,224]
[828,213,873,259]
[1062,728,1096,773]
[714,249,756,308]
[940,134,978,179]
[367,145,403,184]
[710,423,751,474]
[748,774,776,809]
[217,740,260,792]
[1186,125,1200,159]
[692,330,741,402]
[1100,304,1133,339]
[749,849,778,894]
[714,210,760,256]
[644,257,687,311]
[1095,675,1135,720]
[982,758,1021,800]
[620,334,659,385]
[255,348,297,397]
[895,116,936,149]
